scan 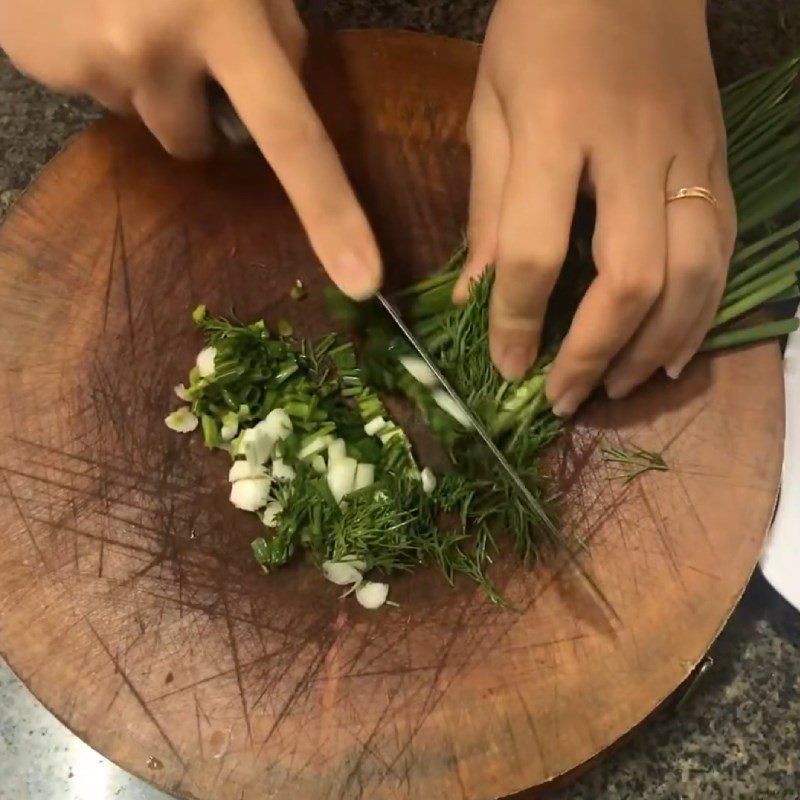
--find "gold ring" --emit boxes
[666,186,719,209]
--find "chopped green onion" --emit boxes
[290,279,308,301]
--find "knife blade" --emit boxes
[375,292,556,533]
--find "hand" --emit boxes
[456,0,736,416]
[0,0,381,299]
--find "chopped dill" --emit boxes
[602,446,669,484]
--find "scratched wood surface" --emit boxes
[0,31,785,800]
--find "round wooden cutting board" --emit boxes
[0,31,785,800]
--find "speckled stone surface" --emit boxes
[1,3,799,799]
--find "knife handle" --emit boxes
[207,80,252,147]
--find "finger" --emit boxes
[87,81,134,116]
[133,71,215,160]
[202,4,381,299]
[489,141,583,379]
[664,168,736,376]
[605,159,726,397]
[546,160,667,416]
[265,0,308,73]
[666,280,724,377]
[454,79,510,305]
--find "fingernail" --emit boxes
[665,363,684,380]
[551,386,585,418]
[494,345,534,380]
[334,251,381,301]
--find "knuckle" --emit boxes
[532,85,575,129]
[689,235,728,274]
[101,26,151,72]
[606,267,664,307]
[555,349,606,386]
[636,95,725,158]
[670,255,718,286]
[496,247,562,285]
[510,92,573,141]
[594,241,665,305]
[634,94,680,136]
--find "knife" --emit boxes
[374,292,557,534]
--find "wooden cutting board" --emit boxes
[0,31,784,800]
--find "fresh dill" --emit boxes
[602,446,669,484]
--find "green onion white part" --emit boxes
[421,467,437,494]
[299,433,333,460]
[354,581,390,610]
[328,457,358,503]
[174,383,192,401]
[262,408,293,440]
[196,346,217,378]
[431,389,473,428]
[272,458,296,482]
[220,411,240,441]
[322,560,363,586]
[327,438,347,464]
[230,476,271,512]
[355,463,375,490]
[311,455,327,474]
[321,560,390,609]
[399,355,439,387]
[364,416,385,436]
[242,424,274,469]
[165,407,199,433]
[228,461,267,482]
[262,501,283,528]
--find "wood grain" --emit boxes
[0,31,784,800]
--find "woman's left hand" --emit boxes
[456,0,737,416]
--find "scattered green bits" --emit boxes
[290,279,308,301]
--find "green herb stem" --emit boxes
[701,317,800,352]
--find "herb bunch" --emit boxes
[168,306,550,603]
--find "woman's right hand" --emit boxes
[0,0,382,299]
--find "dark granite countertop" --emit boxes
[1,3,799,799]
